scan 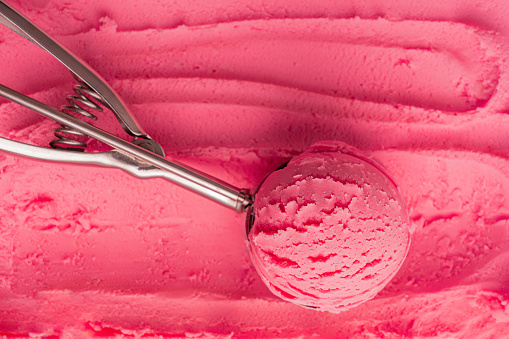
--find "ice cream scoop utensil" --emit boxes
[0,0,252,212]
[0,1,163,154]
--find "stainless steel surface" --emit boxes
[0,0,161,153]
[50,76,103,151]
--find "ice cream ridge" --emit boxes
[249,141,410,312]
[2,0,509,337]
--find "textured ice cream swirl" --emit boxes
[1,0,509,337]
[249,141,411,312]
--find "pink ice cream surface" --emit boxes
[2,0,509,337]
[249,141,410,312]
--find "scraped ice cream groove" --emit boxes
[1,17,501,114]
[53,18,499,112]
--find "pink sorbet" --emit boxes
[1,0,509,337]
[249,141,411,312]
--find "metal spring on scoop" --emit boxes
[49,76,107,151]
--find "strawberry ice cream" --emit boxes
[1,0,509,337]
[249,141,410,312]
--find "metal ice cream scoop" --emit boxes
[0,0,253,214]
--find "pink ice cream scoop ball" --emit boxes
[248,141,411,312]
